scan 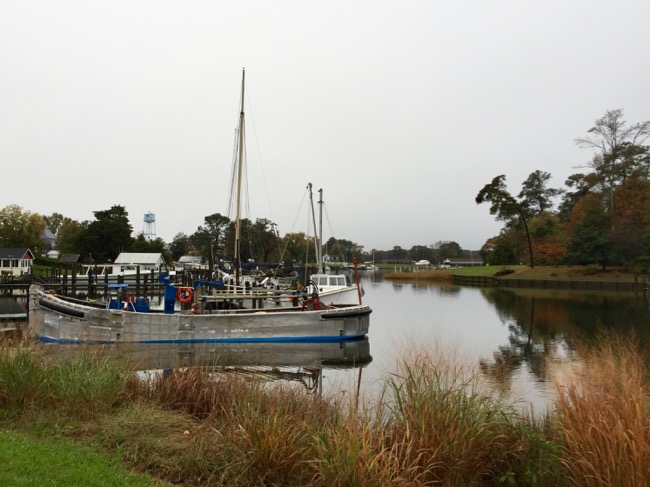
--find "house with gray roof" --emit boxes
[0,248,35,276]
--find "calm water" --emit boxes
[4,274,650,411]
[325,272,650,411]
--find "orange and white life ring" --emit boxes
[176,287,193,304]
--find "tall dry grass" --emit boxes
[555,333,650,487]
[378,351,526,485]
[15,334,650,486]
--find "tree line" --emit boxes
[0,200,468,269]
[476,109,650,270]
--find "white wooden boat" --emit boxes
[309,272,362,306]
[28,283,370,344]
[28,72,372,344]
[305,184,365,306]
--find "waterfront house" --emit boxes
[442,257,484,268]
[114,252,165,273]
[176,255,204,271]
[41,227,57,252]
[0,248,35,277]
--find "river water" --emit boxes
[324,271,650,412]
[4,273,650,412]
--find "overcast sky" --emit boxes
[1,1,649,252]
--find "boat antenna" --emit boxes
[234,68,245,285]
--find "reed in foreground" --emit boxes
[7,334,650,486]
[555,333,650,487]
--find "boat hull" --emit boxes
[29,285,371,344]
[318,286,362,306]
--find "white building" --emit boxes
[0,248,35,277]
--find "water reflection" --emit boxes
[477,287,650,397]
[357,276,650,412]
[37,339,372,394]
[0,296,28,316]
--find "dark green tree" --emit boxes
[389,245,408,261]
[408,245,432,262]
[0,205,46,253]
[434,241,464,262]
[80,205,133,263]
[55,219,87,255]
[42,212,66,234]
[279,232,312,267]
[518,170,562,215]
[250,218,280,262]
[566,194,618,269]
[557,173,594,222]
[476,175,535,268]
[169,233,191,261]
[192,213,231,270]
[324,237,362,263]
[480,233,518,265]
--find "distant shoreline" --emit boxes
[384,265,648,292]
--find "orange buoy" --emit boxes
[176,288,193,304]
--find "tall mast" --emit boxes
[307,183,321,273]
[234,69,245,284]
[318,188,324,273]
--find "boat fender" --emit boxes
[190,303,200,315]
[176,287,193,304]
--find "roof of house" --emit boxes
[0,248,35,259]
[114,252,164,265]
[42,227,56,240]
[178,255,203,263]
[444,257,483,263]
[59,254,81,263]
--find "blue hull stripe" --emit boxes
[34,334,368,345]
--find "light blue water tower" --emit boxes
[143,212,156,240]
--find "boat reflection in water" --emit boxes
[38,338,372,394]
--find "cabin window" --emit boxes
[337,277,346,286]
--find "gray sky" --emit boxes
[2,1,649,252]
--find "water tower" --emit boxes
[143,212,156,240]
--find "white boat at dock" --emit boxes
[28,70,372,345]
[28,280,371,344]
[305,184,365,306]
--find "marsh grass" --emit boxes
[378,352,527,485]
[555,333,650,486]
[2,335,649,486]
[384,268,454,281]
[0,340,43,409]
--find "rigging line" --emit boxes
[276,190,309,266]
[245,84,276,225]
[226,127,240,218]
[323,203,337,245]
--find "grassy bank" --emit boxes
[2,335,649,486]
[385,264,644,283]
